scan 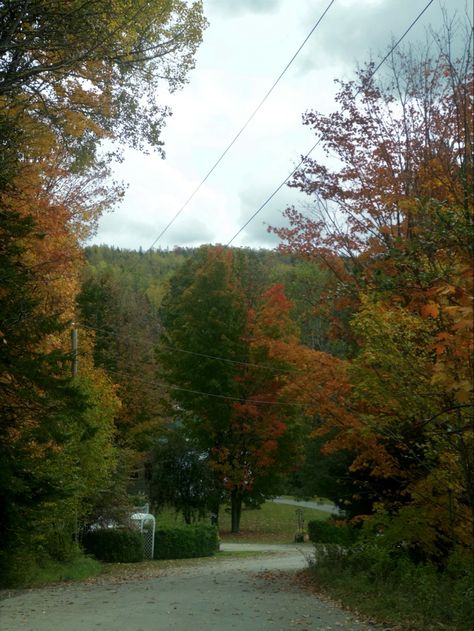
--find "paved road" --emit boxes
[271,497,341,515]
[0,544,375,631]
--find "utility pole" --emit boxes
[71,326,78,378]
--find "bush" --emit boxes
[307,519,358,545]
[154,524,218,560]
[82,527,144,563]
[0,548,39,588]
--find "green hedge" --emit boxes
[307,520,358,545]
[154,524,218,560]
[82,528,144,563]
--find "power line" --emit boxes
[142,0,336,252]
[105,367,310,408]
[78,321,304,375]
[226,0,436,246]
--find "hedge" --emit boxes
[82,528,144,563]
[307,520,358,546]
[154,524,219,560]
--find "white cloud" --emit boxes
[89,0,473,252]
[207,0,282,17]
[297,0,470,73]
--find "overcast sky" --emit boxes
[89,0,471,252]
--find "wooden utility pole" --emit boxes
[71,327,78,377]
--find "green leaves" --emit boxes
[157,246,304,531]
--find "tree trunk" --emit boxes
[210,502,219,526]
[231,489,242,533]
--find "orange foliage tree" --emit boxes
[272,24,473,558]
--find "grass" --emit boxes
[279,495,332,504]
[1,554,104,589]
[305,545,474,631]
[157,500,330,544]
[220,501,329,543]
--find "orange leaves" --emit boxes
[267,33,473,546]
[434,331,451,356]
[420,302,439,319]
[250,283,299,343]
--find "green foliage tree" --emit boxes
[158,247,303,532]
[149,428,221,524]
[0,0,207,155]
[0,211,118,582]
[78,260,165,449]
[0,0,207,584]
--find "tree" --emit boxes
[0,0,206,582]
[287,431,370,519]
[271,22,473,558]
[78,262,164,449]
[149,427,221,524]
[158,247,303,532]
[346,299,472,555]
[0,210,119,582]
[273,23,472,308]
[0,0,206,155]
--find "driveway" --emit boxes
[0,543,375,630]
[271,497,341,515]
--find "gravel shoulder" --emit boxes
[0,544,375,630]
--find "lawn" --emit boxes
[157,500,330,544]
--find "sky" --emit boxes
[89,0,471,252]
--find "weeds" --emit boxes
[309,543,473,630]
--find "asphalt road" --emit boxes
[270,497,341,515]
[0,543,375,631]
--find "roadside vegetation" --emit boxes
[306,543,473,631]
[0,554,103,590]
[0,501,322,590]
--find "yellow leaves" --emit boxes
[455,386,472,404]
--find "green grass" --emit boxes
[157,501,329,544]
[306,546,473,631]
[10,554,103,588]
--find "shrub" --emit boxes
[0,548,39,588]
[154,524,218,560]
[82,527,144,563]
[307,519,358,545]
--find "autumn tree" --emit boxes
[158,247,303,532]
[0,0,206,154]
[77,261,164,449]
[0,0,206,582]
[274,22,472,309]
[272,22,473,558]
[0,210,120,583]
